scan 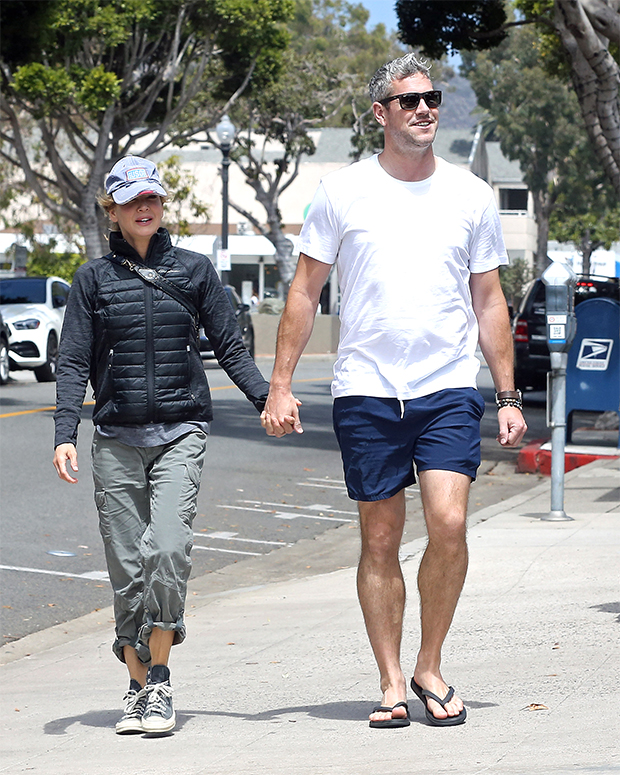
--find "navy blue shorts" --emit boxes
[332,388,486,502]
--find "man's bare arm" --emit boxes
[470,268,527,448]
[262,254,332,438]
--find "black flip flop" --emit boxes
[368,701,411,728]
[410,678,467,726]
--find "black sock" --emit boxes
[148,664,170,684]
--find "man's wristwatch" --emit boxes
[495,390,523,410]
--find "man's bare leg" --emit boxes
[358,490,409,724]
[413,469,470,721]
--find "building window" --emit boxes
[500,188,528,211]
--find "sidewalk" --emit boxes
[1,457,618,775]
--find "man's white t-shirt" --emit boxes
[297,154,508,400]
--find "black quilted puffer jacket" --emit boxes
[54,229,269,447]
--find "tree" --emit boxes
[158,156,210,241]
[395,0,620,194]
[0,0,293,259]
[223,49,349,288]
[215,0,405,290]
[499,258,533,311]
[548,142,620,275]
[462,25,584,274]
[395,0,509,58]
[3,155,211,281]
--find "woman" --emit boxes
[53,156,269,735]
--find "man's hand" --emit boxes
[261,386,303,438]
[53,443,79,483]
[497,407,527,447]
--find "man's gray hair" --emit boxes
[368,53,431,103]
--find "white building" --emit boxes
[5,125,615,291]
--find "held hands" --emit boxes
[496,406,528,447]
[261,386,303,437]
[53,443,79,483]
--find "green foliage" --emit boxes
[12,64,74,117]
[4,0,293,121]
[0,0,293,257]
[27,246,87,282]
[217,0,406,286]
[462,25,581,194]
[395,0,508,59]
[229,0,406,191]
[514,0,571,77]
[5,222,87,282]
[212,0,294,95]
[549,141,620,263]
[500,258,533,309]
[77,66,121,114]
[0,1,57,66]
[158,155,210,238]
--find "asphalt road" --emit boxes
[0,355,549,644]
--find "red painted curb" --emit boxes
[517,439,619,476]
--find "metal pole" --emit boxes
[220,143,230,286]
[543,351,573,521]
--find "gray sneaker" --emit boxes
[115,680,148,734]
[142,666,175,734]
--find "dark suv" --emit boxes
[513,274,620,390]
[199,285,255,360]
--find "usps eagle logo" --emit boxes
[576,338,613,371]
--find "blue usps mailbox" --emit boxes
[565,297,620,443]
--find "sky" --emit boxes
[360,0,399,32]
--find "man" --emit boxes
[261,54,527,729]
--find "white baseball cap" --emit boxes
[105,156,167,204]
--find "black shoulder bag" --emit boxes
[106,253,200,330]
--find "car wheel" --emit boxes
[0,337,9,384]
[34,332,59,382]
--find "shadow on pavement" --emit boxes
[44,697,499,735]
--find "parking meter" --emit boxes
[542,258,577,364]
[541,258,577,521]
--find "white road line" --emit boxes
[238,500,357,516]
[216,504,354,523]
[193,531,292,547]
[0,564,108,581]
[297,482,348,491]
[192,544,262,557]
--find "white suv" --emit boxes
[0,276,71,382]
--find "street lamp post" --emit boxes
[216,114,236,286]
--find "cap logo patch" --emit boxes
[126,167,149,182]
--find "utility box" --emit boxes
[565,297,620,443]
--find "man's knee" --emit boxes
[426,511,467,552]
[359,493,406,562]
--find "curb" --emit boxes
[517,438,619,475]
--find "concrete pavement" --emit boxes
[1,457,619,775]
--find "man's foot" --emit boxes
[410,675,466,726]
[142,665,176,735]
[368,680,409,727]
[115,679,148,734]
[369,701,410,728]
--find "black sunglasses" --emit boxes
[379,90,442,110]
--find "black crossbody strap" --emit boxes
[106,253,199,320]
